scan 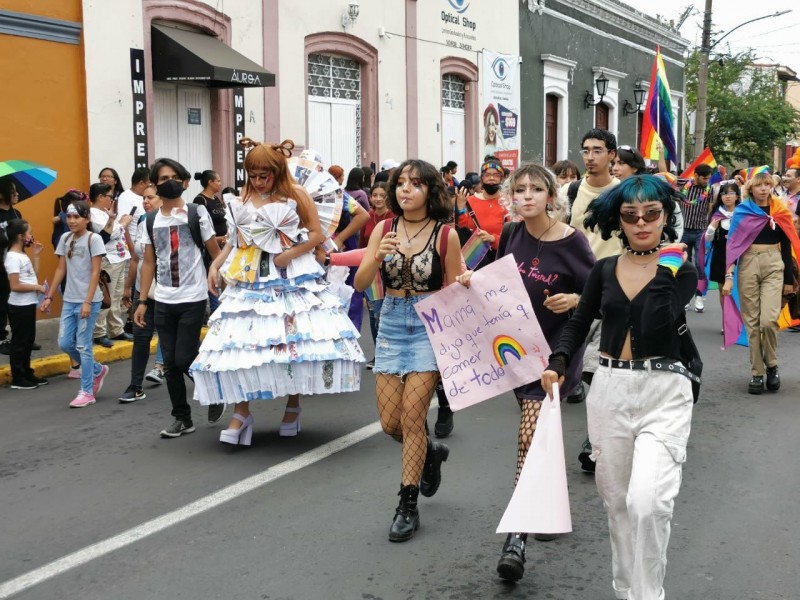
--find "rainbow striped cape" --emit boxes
[722,199,800,348]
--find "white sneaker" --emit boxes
[145,367,164,385]
[694,296,705,313]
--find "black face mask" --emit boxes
[483,183,501,195]
[156,179,184,200]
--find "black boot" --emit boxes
[389,485,420,542]
[766,366,780,392]
[497,533,527,581]
[578,437,595,473]
[748,375,764,395]
[420,438,450,497]
[434,381,454,438]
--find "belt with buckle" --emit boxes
[598,356,700,384]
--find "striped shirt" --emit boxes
[679,181,712,230]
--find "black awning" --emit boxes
[151,24,275,88]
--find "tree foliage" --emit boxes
[685,50,800,168]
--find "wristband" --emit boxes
[44,295,53,301]
[83,301,92,305]
[457,208,467,215]
[724,273,734,280]
[137,299,150,306]
[658,247,683,276]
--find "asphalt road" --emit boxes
[1,298,798,600]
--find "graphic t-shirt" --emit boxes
[140,204,215,304]
[4,251,38,306]
[55,231,107,303]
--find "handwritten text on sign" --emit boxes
[414,255,550,410]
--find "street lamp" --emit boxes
[584,73,609,109]
[693,6,793,158]
[623,81,646,116]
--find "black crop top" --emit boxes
[381,218,445,293]
[550,256,698,366]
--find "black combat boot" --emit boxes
[388,485,420,542]
[497,533,527,581]
[419,438,450,497]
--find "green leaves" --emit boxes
[686,50,800,167]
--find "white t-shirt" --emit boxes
[55,231,107,303]
[90,207,130,264]
[140,203,215,304]
[117,189,144,241]
[4,250,38,306]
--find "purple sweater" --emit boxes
[499,222,595,399]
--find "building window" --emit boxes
[545,94,559,167]
[442,74,466,109]
[307,52,361,171]
[595,103,609,131]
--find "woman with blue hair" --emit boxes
[542,175,697,600]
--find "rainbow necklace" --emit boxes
[681,181,710,205]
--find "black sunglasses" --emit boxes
[67,237,77,259]
[620,209,663,224]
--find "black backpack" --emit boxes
[145,203,210,270]
[567,179,582,210]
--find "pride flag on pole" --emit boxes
[680,147,717,179]
[639,46,677,169]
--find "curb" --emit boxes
[0,329,207,386]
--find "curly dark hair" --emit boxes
[387,160,451,220]
[584,175,679,245]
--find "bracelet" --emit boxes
[657,247,683,276]
[44,295,53,301]
[83,301,92,305]
[724,273,734,280]
[457,208,467,215]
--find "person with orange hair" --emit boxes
[189,138,364,445]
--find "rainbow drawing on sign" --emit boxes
[493,335,527,366]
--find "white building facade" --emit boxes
[81,0,519,191]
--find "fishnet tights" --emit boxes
[376,372,439,486]
[515,397,542,486]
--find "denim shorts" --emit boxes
[373,294,438,376]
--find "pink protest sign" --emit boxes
[496,385,572,534]
[414,254,550,410]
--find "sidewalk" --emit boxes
[0,317,157,385]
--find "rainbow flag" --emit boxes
[462,230,491,270]
[364,273,384,302]
[680,147,717,179]
[738,165,770,181]
[639,46,677,168]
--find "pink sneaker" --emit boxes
[67,366,81,379]
[93,364,110,396]
[69,391,96,408]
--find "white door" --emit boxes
[442,107,465,180]
[154,83,212,199]
[308,98,358,174]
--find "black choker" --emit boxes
[625,245,660,256]
[403,215,428,224]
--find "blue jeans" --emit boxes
[680,228,706,293]
[366,298,383,345]
[58,301,102,394]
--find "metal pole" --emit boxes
[693,0,713,159]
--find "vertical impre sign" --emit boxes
[233,87,246,189]
[130,48,149,169]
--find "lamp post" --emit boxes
[692,5,793,158]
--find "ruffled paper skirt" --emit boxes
[190,263,364,405]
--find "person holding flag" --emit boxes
[721,170,800,394]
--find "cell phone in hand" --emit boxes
[129,207,137,215]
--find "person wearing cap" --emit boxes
[454,156,509,270]
[380,159,400,177]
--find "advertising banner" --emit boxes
[481,50,521,171]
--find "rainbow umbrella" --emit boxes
[0,160,58,201]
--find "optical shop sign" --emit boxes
[482,50,521,171]
[415,255,550,410]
